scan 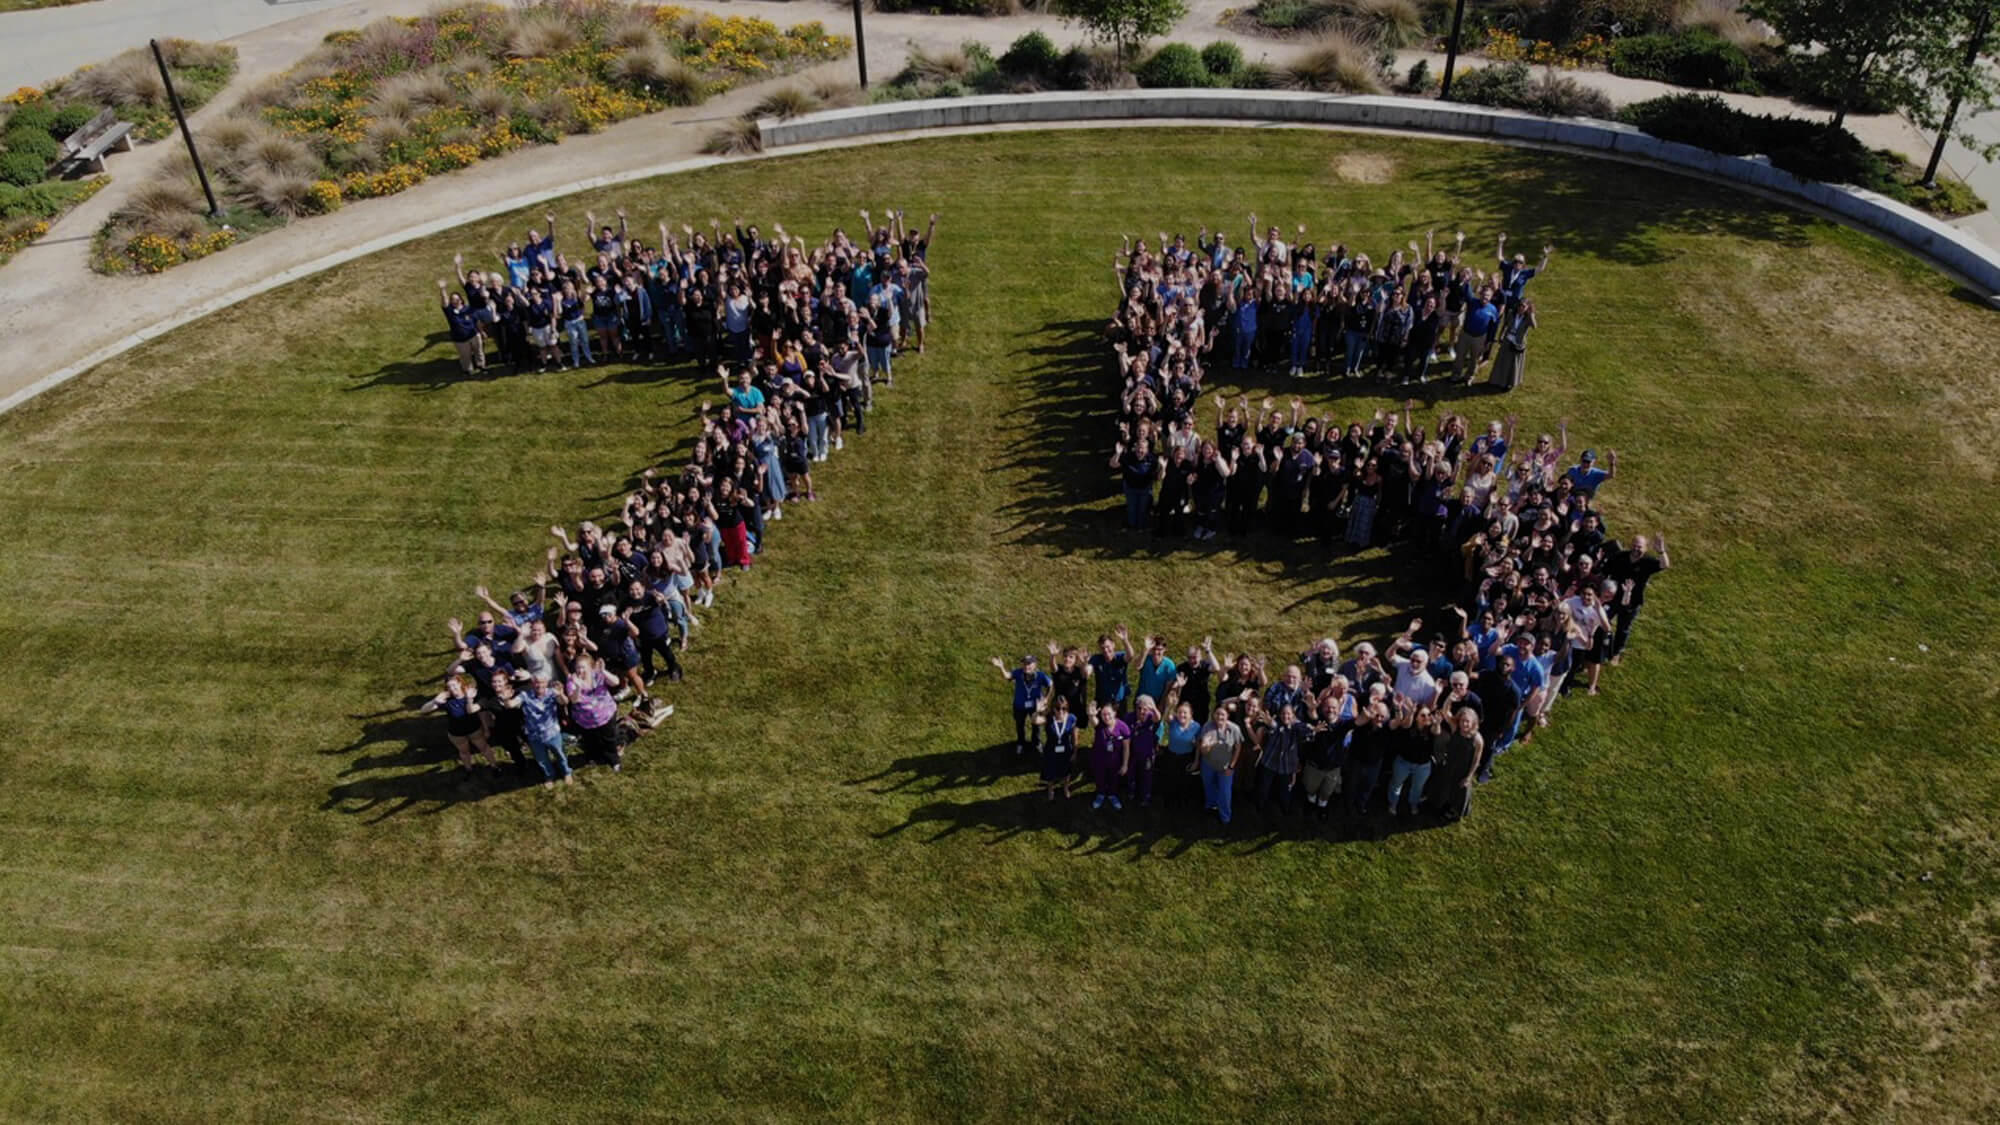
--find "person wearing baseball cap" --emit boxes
[990,653,1052,755]
[1564,448,1616,497]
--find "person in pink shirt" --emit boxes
[564,653,624,773]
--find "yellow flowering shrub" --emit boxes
[307,179,344,213]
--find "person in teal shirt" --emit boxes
[1135,634,1178,703]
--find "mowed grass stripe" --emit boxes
[0,130,1997,1120]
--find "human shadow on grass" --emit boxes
[318,683,654,820]
[994,318,1460,628]
[859,742,1447,859]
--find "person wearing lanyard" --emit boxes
[1040,695,1080,801]
[990,654,1052,755]
[1088,705,1132,811]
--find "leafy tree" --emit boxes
[1049,0,1189,63]
[1741,0,1932,127]
[1908,0,2000,182]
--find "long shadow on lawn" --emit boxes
[855,741,1444,859]
[1440,145,1819,269]
[997,317,1462,633]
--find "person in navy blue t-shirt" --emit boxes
[990,654,1053,754]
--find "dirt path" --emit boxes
[0,0,1970,410]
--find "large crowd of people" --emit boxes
[978,221,1669,827]
[421,206,937,787]
[996,500,1669,827]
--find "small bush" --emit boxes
[233,167,317,218]
[1245,0,1341,33]
[1618,92,1749,151]
[1287,31,1385,94]
[245,134,318,179]
[466,86,516,122]
[7,100,58,134]
[701,116,762,155]
[753,86,819,120]
[1233,61,1286,89]
[1608,29,1756,93]
[1401,57,1432,93]
[372,70,456,116]
[1201,41,1244,78]
[1451,62,1612,118]
[902,44,973,84]
[1614,93,1966,210]
[1136,43,1212,88]
[1750,47,1895,116]
[4,127,60,165]
[1000,30,1062,77]
[0,150,46,188]
[50,102,97,138]
[610,45,680,90]
[810,78,865,108]
[653,62,705,107]
[112,178,207,235]
[68,54,167,109]
[159,38,236,72]
[506,14,582,60]
[1345,0,1424,49]
[1677,0,1766,49]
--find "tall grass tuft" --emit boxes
[753,86,819,120]
[68,54,167,108]
[701,116,763,155]
[1287,30,1386,93]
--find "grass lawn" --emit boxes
[2,128,1999,1121]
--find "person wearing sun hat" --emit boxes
[990,653,1052,755]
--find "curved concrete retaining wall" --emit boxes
[760,90,2000,302]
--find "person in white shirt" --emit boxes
[1389,645,1439,707]
[1560,583,1612,695]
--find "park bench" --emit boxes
[54,108,134,176]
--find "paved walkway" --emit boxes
[0,0,1989,411]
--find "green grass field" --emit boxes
[2,129,1998,1121]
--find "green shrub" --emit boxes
[1608,30,1756,93]
[1136,43,1211,88]
[1618,93,1920,200]
[1245,0,1335,32]
[4,127,61,164]
[1200,40,1243,78]
[1053,45,1127,91]
[1233,61,1285,89]
[0,150,47,187]
[1000,30,1060,76]
[1401,57,1432,93]
[1749,47,1895,115]
[0,180,84,218]
[1450,62,1612,118]
[50,102,99,138]
[6,100,58,135]
[1618,93,1752,153]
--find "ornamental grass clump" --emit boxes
[1287,30,1385,93]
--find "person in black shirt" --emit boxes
[1603,533,1670,663]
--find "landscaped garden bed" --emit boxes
[96,0,848,274]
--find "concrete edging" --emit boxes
[758,90,2000,301]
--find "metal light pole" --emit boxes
[1439,0,1468,100]
[151,38,219,217]
[852,0,869,88]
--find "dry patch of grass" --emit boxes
[1332,150,1396,183]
